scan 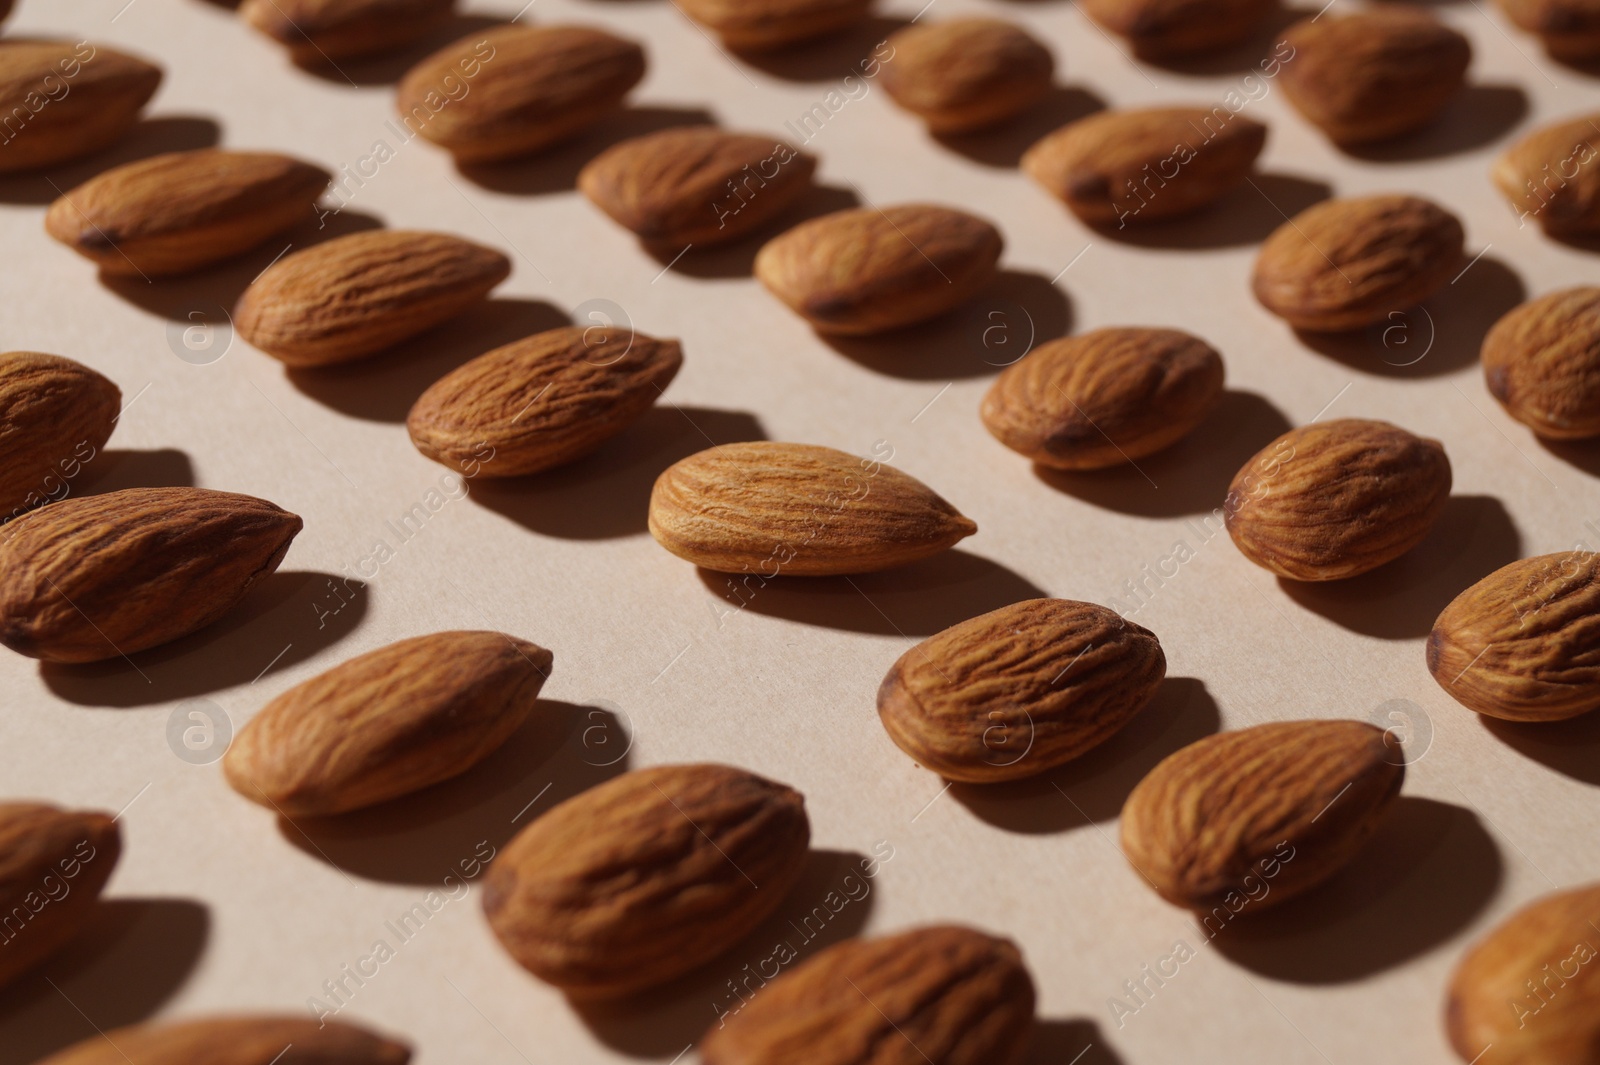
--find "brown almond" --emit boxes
[649,441,977,575]
[675,0,874,50]
[1492,113,1600,236]
[36,1016,411,1065]
[0,803,119,989]
[1482,287,1600,440]
[0,487,302,663]
[241,0,456,62]
[880,19,1054,134]
[754,204,1002,335]
[981,327,1224,469]
[0,41,162,174]
[1224,418,1451,581]
[483,763,810,997]
[700,925,1036,1065]
[0,352,120,522]
[1078,0,1277,57]
[234,230,511,367]
[1252,194,1465,331]
[0,1,12,25]
[1496,0,1600,59]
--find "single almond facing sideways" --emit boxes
[242,0,456,62]
[1492,113,1600,236]
[0,487,302,663]
[1078,0,1277,57]
[45,150,331,277]
[755,204,1002,335]
[700,925,1036,1065]
[0,803,119,989]
[1496,0,1600,59]
[880,19,1054,134]
[36,1016,411,1065]
[675,0,875,50]
[0,352,120,522]
[483,763,810,998]
[1482,287,1600,439]
[649,442,977,575]
[234,230,511,367]
[1121,720,1404,912]
[1225,418,1451,581]
[0,41,162,174]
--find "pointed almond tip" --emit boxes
[954,514,979,538]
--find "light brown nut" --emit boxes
[981,327,1224,469]
[1496,0,1600,59]
[241,0,456,62]
[0,41,162,174]
[483,763,809,998]
[397,26,646,164]
[1078,0,1277,57]
[1481,287,1600,440]
[1252,194,1465,331]
[0,352,119,522]
[648,441,977,576]
[0,803,119,990]
[1022,107,1267,228]
[1492,113,1600,236]
[0,487,302,663]
[675,0,875,50]
[578,128,817,247]
[878,599,1166,783]
[234,230,511,367]
[754,204,1002,335]
[880,19,1054,134]
[700,925,1036,1065]
[36,1016,411,1065]
[1224,418,1451,581]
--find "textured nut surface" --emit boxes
[880,19,1054,134]
[0,41,162,173]
[1492,113,1600,236]
[483,763,810,997]
[649,441,977,575]
[36,1016,412,1065]
[675,0,874,50]
[0,803,119,989]
[1078,0,1277,56]
[0,352,120,522]
[1496,0,1600,58]
[241,0,456,61]
[1482,287,1600,439]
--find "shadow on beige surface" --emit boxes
[1024,1019,1126,1065]
[1343,84,1528,163]
[934,84,1108,170]
[0,115,221,207]
[646,184,861,280]
[74,448,196,497]
[1484,712,1600,786]
[290,13,513,87]
[457,106,717,196]
[731,16,910,83]
[1538,435,1600,477]
[1096,173,1332,251]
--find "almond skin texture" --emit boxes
[0,352,120,522]
[45,150,331,278]
[880,19,1054,134]
[1493,114,1600,236]
[0,803,119,989]
[35,1016,411,1065]
[225,631,554,816]
[879,599,1166,783]
[483,763,809,998]
[700,925,1036,1065]
[0,41,162,174]
[675,0,875,50]
[649,442,977,576]
[0,487,302,663]
[1482,287,1600,440]
[1496,0,1600,59]
[1225,418,1451,581]
[1078,0,1277,57]
[234,230,511,367]
[754,204,1003,335]
[1121,720,1404,912]
[1253,194,1465,331]
[982,327,1224,469]
[397,26,646,164]
[241,0,456,62]
[1023,107,1267,228]
[407,326,683,477]
[579,128,817,248]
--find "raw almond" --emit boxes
[700,925,1036,1065]
[675,0,874,50]
[234,230,511,367]
[649,441,977,575]
[0,352,120,522]
[1225,418,1451,581]
[0,41,162,174]
[407,325,683,477]
[754,204,1002,335]
[241,0,456,62]
[483,763,810,997]
[1492,113,1600,236]
[36,1016,411,1065]
[880,19,1054,134]
[0,803,119,989]
[981,327,1224,469]
[1496,0,1600,59]
[1120,720,1404,911]
[878,598,1166,783]
[1252,194,1465,331]
[1022,106,1267,228]
[1482,287,1600,439]
[0,487,302,663]
[1078,0,1277,57]
[45,150,331,277]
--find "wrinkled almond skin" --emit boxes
[0,803,119,989]
[45,150,331,277]
[1121,720,1404,912]
[36,1016,412,1065]
[408,326,682,477]
[982,327,1224,469]
[1225,418,1451,581]
[0,41,162,174]
[676,0,874,50]
[1023,107,1267,227]
[1253,194,1465,331]
[242,0,456,62]
[1496,0,1600,59]
[1078,0,1277,57]
[879,599,1166,783]
[755,204,1002,335]
[234,230,511,367]
[880,19,1054,134]
[649,442,977,576]
[1493,114,1600,236]
[1428,552,1600,722]
[0,487,302,663]
[0,352,120,523]
[483,763,810,998]
[1482,287,1600,440]
[700,925,1036,1065]
[398,26,646,163]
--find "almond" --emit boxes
[234,230,511,367]
[483,763,809,998]
[0,803,119,989]
[578,128,817,248]
[1224,418,1451,581]
[407,325,682,477]
[241,0,456,62]
[1492,113,1600,237]
[700,925,1036,1065]
[397,26,646,164]
[981,327,1224,469]
[36,1016,411,1065]
[649,441,977,575]
[1496,0,1600,59]
[0,1,12,25]
[675,0,874,50]
[1120,720,1404,911]
[45,150,330,278]
[0,487,302,663]
[0,352,120,522]
[1482,287,1600,440]
[1078,0,1276,57]
[1022,106,1267,228]
[1252,194,1465,331]
[880,19,1054,134]
[1427,552,1600,722]
[0,41,162,174]
[754,204,1002,335]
